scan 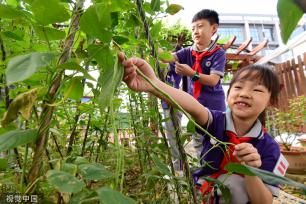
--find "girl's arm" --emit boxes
[120,53,208,126]
[245,176,273,204]
[233,143,273,203]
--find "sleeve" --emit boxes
[196,109,225,143]
[210,49,226,78]
[162,63,182,109]
[260,139,288,197]
[174,47,190,64]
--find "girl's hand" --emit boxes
[175,62,195,77]
[233,143,262,168]
[119,52,158,92]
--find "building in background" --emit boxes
[218,13,306,63]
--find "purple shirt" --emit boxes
[175,46,226,111]
[161,62,182,109]
[193,110,282,188]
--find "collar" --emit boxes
[192,40,217,52]
[225,111,264,139]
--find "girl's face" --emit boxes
[227,77,271,121]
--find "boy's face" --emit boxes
[191,19,218,46]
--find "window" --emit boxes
[249,24,275,43]
[218,25,245,43]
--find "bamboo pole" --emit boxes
[28,0,85,185]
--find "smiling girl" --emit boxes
[119,53,288,204]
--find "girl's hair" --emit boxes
[228,64,280,104]
[227,64,280,125]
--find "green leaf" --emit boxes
[186,120,196,133]
[87,45,114,69]
[0,4,27,19]
[151,154,172,176]
[111,12,119,28]
[224,163,256,176]
[151,0,160,11]
[1,88,39,127]
[2,31,24,41]
[80,5,112,43]
[95,3,112,28]
[58,61,96,81]
[34,26,66,41]
[79,163,113,181]
[96,187,136,204]
[219,185,231,204]
[31,0,70,25]
[93,0,132,11]
[150,21,162,38]
[0,158,8,171]
[6,52,55,85]
[0,129,38,152]
[158,51,175,62]
[61,163,78,175]
[112,35,129,45]
[63,77,84,101]
[68,189,96,204]
[165,4,184,15]
[98,55,123,111]
[277,0,303,43]
[46,170,85,193]
[225,163,306,190]
[73,157,89,165]
[6,0,18,8]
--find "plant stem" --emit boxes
[95,108,110,162]
[127,93,144,173]
[21,144,29,192]
[28,0,85,186]
[81,114,91,156]
[66,112,80,155]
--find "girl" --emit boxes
[119,53,287,204]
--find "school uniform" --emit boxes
[193,109,288,204]
[174,42,226,112]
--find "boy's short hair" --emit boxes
[192,9,219,25]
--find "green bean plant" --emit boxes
[0,0,305,204]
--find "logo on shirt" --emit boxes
[273,154,289,176]
[205,61,212,67]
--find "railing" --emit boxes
[275,52,306,110]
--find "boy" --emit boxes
[162,9,227,170]
[164,9,226,111]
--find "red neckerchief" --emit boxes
[191,45,220,100]
[198,131,253,204]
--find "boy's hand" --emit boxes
[119,52,157,92]
[233,143,262,168]
[175,62,195,77]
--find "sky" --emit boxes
[165,0,279,26]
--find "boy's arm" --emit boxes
[119,53,208,126]
[175,62,221,86]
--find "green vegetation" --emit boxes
[0,0,304,203]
